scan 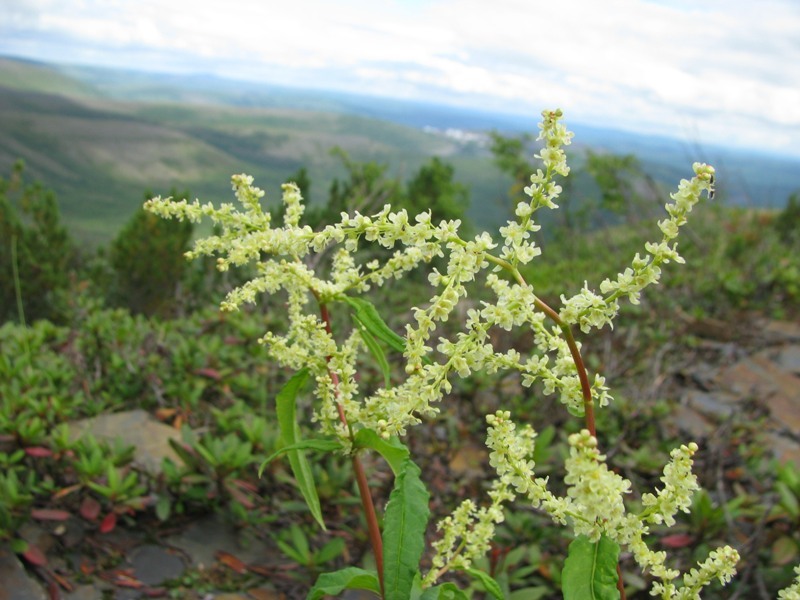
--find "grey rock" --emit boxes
[0,546,46,600]
[68,409,182,475]
[164,514,277,570]
[128,544,186,585]
[776,344,800,375]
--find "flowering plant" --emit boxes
[145,109,799,599]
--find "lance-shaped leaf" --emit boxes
[562,535,620,600]
[383,458,430,600]
[274,368,326,530]
[357,320,392,388]
[465,567,504,600]
[343,296,406,354]
[353,428,410,477]
[258,438,343,477]
[343,295,433,367]
[307,567,381,600]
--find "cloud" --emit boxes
[1,0,799,156]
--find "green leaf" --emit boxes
[343,296,406,354]
[357,320,392,388]
[465,567,505,600]
[562,535,620,600]
[353,428,410,476]
[275,369,326,530]
[383,458,430,600]
[316,537,346,564]
[306,567,381,600]
[155,496,171,521]
[419,582,470,600]
[776,481,800,518]
[258,438,344,476]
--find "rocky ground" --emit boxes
[2,315,799,600]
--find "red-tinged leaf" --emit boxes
[99,512,117,533]
[155,408,177,421]
[47,577,59,600]
[80,560,95,576]
[50,569,74,592]
[660,533,694,548]
[31,508,71,521]
[216,550,248,574]
[111,573,144,589]
[22,544,48,566]
[230,478,259,493]
[227,486,255,509]
[80,496,102,521]
[53,484,82,500]
[247,564,276,578]
[143,588,168,598]
[724,467,745,480]
[25,446,53,458]
[194,367,222,380]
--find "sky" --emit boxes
[2,0,800,158]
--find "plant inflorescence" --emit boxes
[145,109,800,599]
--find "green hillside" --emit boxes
[1,58,510,243]
[4,56,798,246]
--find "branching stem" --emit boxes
[315,292,385,598]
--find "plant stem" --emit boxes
[317,295,385,598]
[492,258,596,436]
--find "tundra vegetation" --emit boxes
[1,110,800,599]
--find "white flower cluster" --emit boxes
[484,412,740,598]
[423,478,514,585]
[558,162,715,334]
[143,109,756,597]
[499,109,572,267]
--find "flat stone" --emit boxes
[164,514,276,570]
[682,389,739,419]
[761,319,800,342]
[0,546,46,600]
[671,404,715,438]
[62,585,107,600]
[128,544,186,585]
[771,435,800,466]
[68,409,182,475]
[775,345,800,375]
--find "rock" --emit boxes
[62,585,107,600]
[128,544,186,585]
[760,318,800,343]
[682,389,739,419]
[0,546,46,600]
[771,435,800,466]
[68,409,182,475]
[715,355,800,433]
[671,404,715,438]
[775,344,800,375]
[164,514,277,570]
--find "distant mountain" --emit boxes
[2,55,799,243]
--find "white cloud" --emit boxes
[1,0,799,156]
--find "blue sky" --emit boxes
[2,0,799,157]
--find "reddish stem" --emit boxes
[317,296,385,598]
